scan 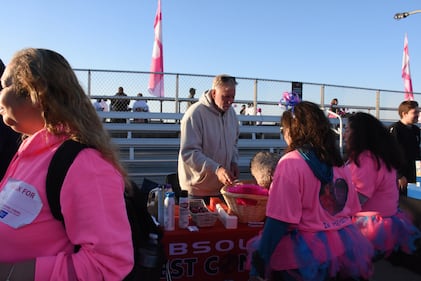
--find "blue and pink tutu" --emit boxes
[246,224,374,281]
[353,210,421,259]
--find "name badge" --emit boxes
[0,179,43,229]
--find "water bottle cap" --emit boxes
[165,191,175,197]
[180,190,188,197]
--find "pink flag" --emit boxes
[402,33,414,101]
[148,0,164,97]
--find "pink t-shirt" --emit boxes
[267,150,361,232]
[348,150,399,217]
[0,129,133,280]
[266,150,364,269]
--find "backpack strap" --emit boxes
[46,139,88,222]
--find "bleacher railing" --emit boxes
[76,69,419,122]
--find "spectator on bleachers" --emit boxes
[100,99,109,112]
[132,93,149,123]
[246,103,256,125]
[187,87,196,109]
[110,86,130,123]
[240,104,246,115]
[328,98,347,118]
[93,98,105,111]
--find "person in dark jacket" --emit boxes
[389,100,421,195]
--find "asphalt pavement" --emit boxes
[371,260,421,281]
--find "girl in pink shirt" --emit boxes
[0,48,133,280]
[345,112,421,260]
[248,102,374,281]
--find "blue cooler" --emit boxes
[408,183,421,200]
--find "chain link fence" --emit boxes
[75,69,419,121]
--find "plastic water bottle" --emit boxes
[157,184,173,226]
[164,192,175,231]
[157,186,165,226]
[178,190,189,229]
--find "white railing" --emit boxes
[76,69,418,122]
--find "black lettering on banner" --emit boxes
[183,258,197,277]
[204,256,218,275]
[238,253,247,272]
[163,258,198,279]
[165,239,252,279]
[165,254,249,278]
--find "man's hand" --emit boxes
[216,166,235,186]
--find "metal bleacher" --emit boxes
[97,110,355,186]
[97,111,287,183]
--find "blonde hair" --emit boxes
[212,74,237,89]
[9,48,130,187]
[250,151,280,189]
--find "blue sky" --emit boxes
[2,1,420,94]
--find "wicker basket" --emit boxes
[189,199,218,227]
[220,185,268,223]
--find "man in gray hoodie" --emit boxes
[178,74,240,204]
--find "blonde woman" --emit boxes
[0,48,133,280]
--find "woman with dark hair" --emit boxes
[345,112,421,260]
[248,101,374,281]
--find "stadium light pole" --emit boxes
[394,9,421,20]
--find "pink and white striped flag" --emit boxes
[402,33,414,101]
[148,0,164,97]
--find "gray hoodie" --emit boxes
[178,90,240,196]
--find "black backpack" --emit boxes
[46,140,167,281]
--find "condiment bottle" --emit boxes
[178,190,189,229]
[164,191,175,231]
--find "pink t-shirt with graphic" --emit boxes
[0,129,133,281]
[266,150,363,269]
[267,150,361,231]
[348,150,399,217]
